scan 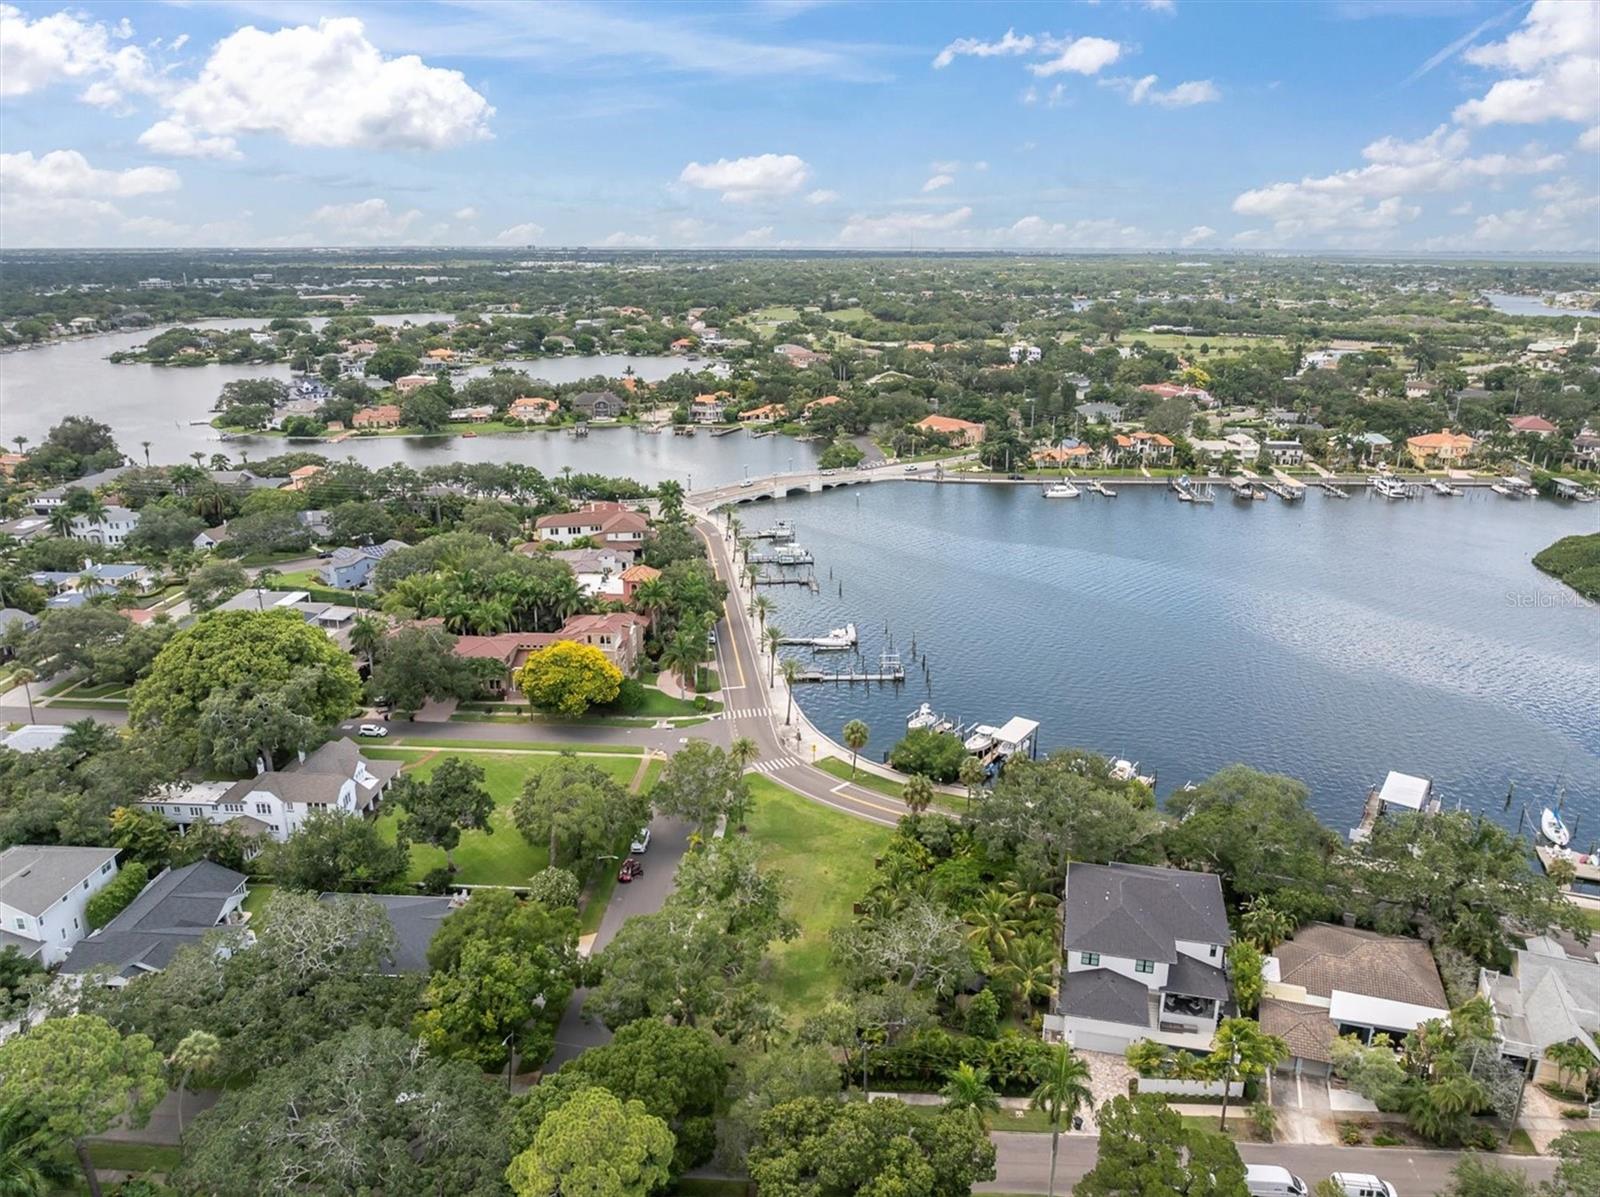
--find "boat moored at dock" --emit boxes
[1043,480,1081,499]
[780,623,857,650]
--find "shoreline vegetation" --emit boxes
[1533,532,1600,603]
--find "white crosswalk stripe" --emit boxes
[747,756,801,775]
[720,706,771,719]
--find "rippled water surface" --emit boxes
[756,482,1600,838]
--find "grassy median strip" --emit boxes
[393,736,643,755]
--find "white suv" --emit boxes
[630,827,651,854]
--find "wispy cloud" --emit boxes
[1401,3,1523,86]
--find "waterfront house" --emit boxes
[138,738,400,843]
[507,396,558,424]
[1479,938,1600,1086]
[570,391,625,420]
[739,403,788,424]
[353,404,403,430]
[1508,415,1557,439]
[548,547,633,598]
[691,394,728,424]
[283,464,324,492]
[1405,429,1475,468]
[29,466,134,514]
[804,395,844,415]
[68,506,140,548]
[1259,923,1448,1078]
[1353,432,1392,462]
[1265,439,1306,466]
[0,845,120,966]
[320,539,409,590]
[1192,433,1260,464]
[1118,431,1176,465]
[448,404,496,424]
[393,375,431,395]
[62,862,249,986]
[1035,443,1093,467]
[1044,861,1232,1054]
[1571,429,1600,469]
[534,502,651,551]
[1076,402,1124,425]
[915,414,986,447]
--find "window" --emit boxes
[256,803,271,815]
[1209,944,1218,958]
[11,918,22,931]
[82,879,89,889]
[1135,959,1155,974]
[1079,952,1100,967]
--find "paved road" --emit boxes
[337,716,728,755]
[979,1134,1558,1195]
[547,814,693,1068]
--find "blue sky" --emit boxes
[1,1,1595,251]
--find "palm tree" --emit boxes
[764,625,783,686]
[1239,897,1296,951]
[169,1029,222,1140]
[959,754,986,810]
[1029,1045,1093,1197]
[1208,1017,1289,1130]
[743,561,759,591]
[0,1099,75,1197]
[350,614,386,675]
[11,435,26,455]
[1003,935,1058,1008]
[842,719,869,777]
[46,507,74,539]
[140,440,152,468]
[1124,1038,1169,1078]
[11,667,35,723]
[964,888,1022,961]
[630,576,670,621]
[729,736,758,772]
[780,656,799,725]
[902,772,935,814]
[190,451,206,469]
[750,593,773,626]
[940,1062,1001,1129]
[661,628,706,691]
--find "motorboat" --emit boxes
[1492,477,1534,499]
[1109,758,1157,788]
[1490,481,1518,497]
[811,623,857,650]
[1043,480,1081,498]
[1430,480,1462,496]
[1541,807,1572,848]
[907,702,955,734]
[1089,480,1117,497]
[964,725,999,754]
[1372,476,1412,500]
[1230,478,1256,500]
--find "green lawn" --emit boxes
[393,736,643,755]
[628,686,721,717]
[241,883,275,918]
[84,1141,182,1172]
[815,755,905,799]
[822,306,871,325]
[374,751,641,885]
[1180,1113,1265,1143]
[744,777,891,1021]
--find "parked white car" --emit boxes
[1246,1165,1307,1197]
[630,827,651,854]
[358,724,388,738]
[1330,1174,1397,1197]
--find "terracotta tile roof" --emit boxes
[916,415,984,434]
[1272,922,1447,1009]
[620,564,660,583]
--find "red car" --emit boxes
[617,857,644,883]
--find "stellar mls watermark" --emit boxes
[1505,588,1595,609]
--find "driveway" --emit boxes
[546,813,693,1068]
[1078,1049,1135,1131]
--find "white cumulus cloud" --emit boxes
[1126,75,1221,107]
[806,188,840,204]
[602,231,659,247]
[1006,215,1147,248]
[157,18,493,152]
[922,173,955,193]
[137,119,242,161]
[0,149,180,197]
[932,29,1036,69]
[1454,0,1600,129]
[494,222,544,244]
[1471,176,1600,251]
[307,198,422,242]
[837,206,973,245]
[678,153,811,201]
[455,206,480,221]
[0,4,159,106]
[1180,225,1217,246]
[1029,36,1123,77]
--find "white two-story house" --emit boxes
[70,505,141,547]
[0,845,121,965]
[140,739,401,843]
[1046,861,1232,1055]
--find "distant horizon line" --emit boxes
[2,245,1598,262]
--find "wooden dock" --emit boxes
[793,665,905,683]
[754,572,818,591]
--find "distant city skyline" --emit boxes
[1,0,1595,252]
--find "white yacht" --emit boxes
[906,702,955,734]
[1430,480,1462,496]
[1541,807,1572,848]
[811,623,857,651]
[1043,480,1080,498]
[1372,476,1412,500]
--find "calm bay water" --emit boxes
[760,482,1600,839]
[1,317,737,479]
[1482,291,1597,319]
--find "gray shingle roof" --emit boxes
[319,892,456,974]
[1063,862,1229,962]
[0,845,119,916]
[1167,954,1231,1001]
[61,861,247,978]
[1059,968,1151,1027]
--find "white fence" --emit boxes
[1135,1077,1245,1099]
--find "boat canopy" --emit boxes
[994,717,1040,749]
[1378,771,1432,810]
